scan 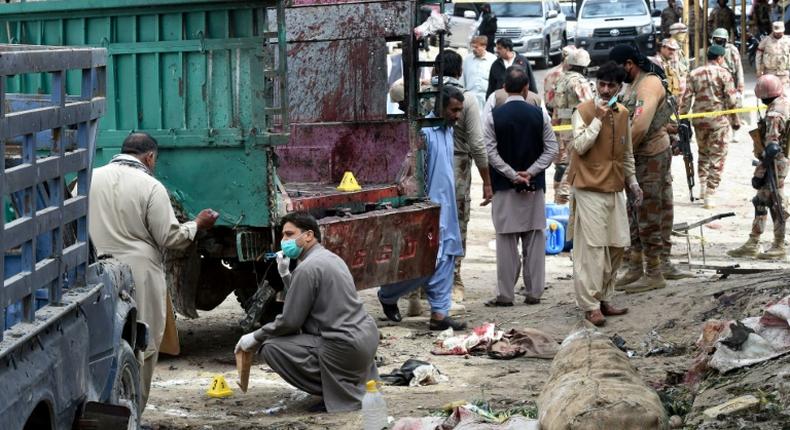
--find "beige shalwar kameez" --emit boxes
[569,110,636,311]
[88,155,197,409]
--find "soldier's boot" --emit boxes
[661,259,695,280]
[699,184,707,201]
[727,235,761,258]
[704,188,716,209]
[758,236,786,260]
[621,257,667,294]
[615,252,644,288]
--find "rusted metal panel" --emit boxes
[285,1,412,41]
[319,201,440,290]
[278,121,410,184]
[287,39,388,123]
[288,184,399,212]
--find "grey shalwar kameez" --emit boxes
[483,95,559,302]
[253,244,379,412]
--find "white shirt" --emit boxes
[463,51,497,109]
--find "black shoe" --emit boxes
[429,316,467,331]
[380,300,402,322]
[484,298,513,307]
[307,400,327,413]
[523,295,540,305]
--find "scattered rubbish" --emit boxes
[235,350,253,393]
[669,415,684,428]
[392,401,538,429]
[380,359,447,386]
[433,323,503,355]
[488,328,559,360]
[413,9,448,39]
[206,374,233,399]
[642,330,684,357]
[610,333,637,357]
[702,395,760,420]
[250,400,288,416]
[688,295,790,380]
[362,380,389,430]
[538,324,668,429]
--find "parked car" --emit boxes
[560,0,578,42]
[491,0,568,68]
[445,1,480,49]
[575,0,657,64]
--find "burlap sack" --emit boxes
[537,328,668,430]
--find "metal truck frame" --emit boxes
[0,44,146,430]
[0,0,442,333]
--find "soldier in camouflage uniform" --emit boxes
[610,45,689,293]
[649,38,683,98]
[544,45,576,116]
[728,75,790,259]
[680,44,740,209]
[751,0,772,35]
[551,48,594,204]
[669,23,691,97]
[756,22,790,92]
[708,0,736,41]
[711,28,744,95]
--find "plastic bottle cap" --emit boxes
[550,222,558,231]
[366,380,379,393]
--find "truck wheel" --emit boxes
[536,38,550,69]
[113,341,141,429]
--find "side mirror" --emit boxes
[548,9,559,18]
[463,10,477,19]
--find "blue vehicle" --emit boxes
[0,44,146,429]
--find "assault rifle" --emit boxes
[677,118,695,202]
[763,143,785,226]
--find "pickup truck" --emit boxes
[0,44,145,430]
[575,0,657,64]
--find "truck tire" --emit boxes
[536,38,550,69]
[113,340,141,430]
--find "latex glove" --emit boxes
[276,251,290,278]
[235,332,262,354]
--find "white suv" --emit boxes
[574,0,657,64]
[491,0,567,69]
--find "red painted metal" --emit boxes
[288,184,400,212]
[319,201,440,290]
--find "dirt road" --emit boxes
[143,68,790,429]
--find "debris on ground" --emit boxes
[391,401,539,429]
[380,359,447,387]
[642,329,685,357]
[687,295,790,383]
[432,323,558,359]
[538,324,668,429]
[702,395,760,420]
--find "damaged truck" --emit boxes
[1,45,145,429]
[0,0,444,333]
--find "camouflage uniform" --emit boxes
[619,71,677,290]
[756,35,790,90]
[721,43,744,93]
[708,5,736,41]
[543,64,564,114]
[680,61,739,196]
[552,71,594,203]
[751,1,772,35]
[650,54,682,98]
[750,97,790,242]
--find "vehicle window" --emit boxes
[581,0,648,18]
[489,2,544,18]
[561,4,576,18]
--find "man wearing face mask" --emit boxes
[235,211,379,413]
[680,44,740,209]
[88,132,219,410]
[377,86,469,331]
[609,45,690,293]
[568,61,641,326]
[728,75,789,259]
[711,28,745,97]
[756,21,790,92]
[708,0,736,42]
[669,23,690,96]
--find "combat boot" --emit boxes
[452,270,465,303]
[699,184,707,201]
[621,257,666,294]
[661,259,695,280]
[758,237,786,260]
[615,252,644,288]
[703,193,716,209]
[727,235,760,258]
[406,291,422,317]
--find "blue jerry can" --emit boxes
[545,203,570,220]
[550,215,574,252]
[545,218,565,255]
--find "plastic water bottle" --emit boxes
[362,380,388,430]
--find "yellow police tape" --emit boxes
[551,105,768,133]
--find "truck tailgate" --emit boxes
[318,201,440,290]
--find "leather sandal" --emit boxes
[600,302,628,316]
[585,309,606,326]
